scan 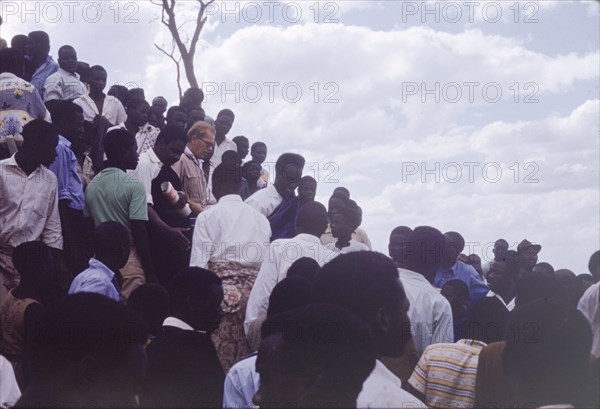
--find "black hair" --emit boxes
[312,252,404,324]
[295,201,328,236]
[128,284,170,337]
[332,187,350,199]
[107,85,130,105]
[444,231,466,255]
[589,250,600,280]
[92,222,130,256]
[299,175,317,185]
[495,238,509,247]
[260,304,376,404]
[45,100,83,125]
[442,279,469,301]
[221,150,241,165]
[241,161,261,180]
[533,261,555,275]
[58,45,75,55]
[104,129,136,161]
[251,142,266,152]
[166,105,186,120]
[28,31,50,46]
[275,153,305,175]
[232,135,248,145]
[182,87,204,104]
[266,276,312,318]
[88,65,107,75]
[212,162,242,193]
[336,201,362,232]
[390,226,412,238]
[404,226,445,273]
[11,35,28,48]
[28,293,147,376]
[287,257,321,283]
[129,88,145,101]
[12,241,53,283]
[21,119,59,146]
[155,124,188,147]
[168,267,221,313]
[503,299,592,406]
[496,249,520,280]
[515,274,567,308]
[0,47,24,75]
[217,108,235,120]
[126,98,149,113]
[329,192,349,204]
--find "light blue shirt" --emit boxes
[223,354,259,409]
[433,260,489,303]
[48,135,84,210]
[68,258,120,302]
[29,56,59,100]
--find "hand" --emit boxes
[166,226,191,250]
[176,191,189,208]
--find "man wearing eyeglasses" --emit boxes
[172,120,216,215]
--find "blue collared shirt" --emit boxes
[434,260,489,303]
[68,258,120,302]
[48,135,84,210]
[29,56,59,100]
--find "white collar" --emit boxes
[486,290,515,311]
[147,148,163,165]
[162,316,206,333]
[218,194,242,203]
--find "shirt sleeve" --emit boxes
[42,179,64,249]
[244,245,279,334]
[128,180,150,221]
[43,74,62,101]
[128,164,154,205]
[115,100,127,125]
[223,366,248,409]
[468,265,490,300]
[244,193,268,217]
[190,213,211,269]
[432,297,455,345]
[408,348,431,395]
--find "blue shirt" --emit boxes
[68,258,120,302]
[434,260,489,303]
[48,135,84,210]
[29,56,58,100]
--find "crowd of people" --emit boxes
[1,31,599,409]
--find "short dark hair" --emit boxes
[104,129,136,161]
[0,47,24,75]
[295,201,328,236]
[107,85,130,105]
[444,231,466,254]
[312,252,404,324]
[261,304,376,403]
[126,98,149,112]
[333,187,350,199]
[58,45,75,55]
[12,241,52,282]
[515,274,567,308]
[92,222,130,256]
[497,249,520,280]
[299,175,317,186]
[166,105,186,120]
[442,279,469,301]
[266,276,312,318]
[390,226,412,239]
[495,238,509,247]
[232,135,248,145]
[217,108,235,120]
[275,153,305,175]
[28,31,50,47]
[45,100,83,125]
[533,261,555,275]
[88,65,107,75]
[28,293,147,376]
[155,124,188,147]
[287,257,321,283]
[212,162,242,192]
[241,161,261,180]
[21,119,58,146]
[336,201,362,232]
[128,284,170,337]
[588,250,600,280]
[168,267,221,313]
[221,150,241,165]
[251,142,266,152]
[404,226,445,273]
[182,87,204,104]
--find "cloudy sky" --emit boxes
[2,0,598,273]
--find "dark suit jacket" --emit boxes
[141,326,225,408]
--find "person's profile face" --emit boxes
[251,146,267,164]
[189,131,215,160]
[215,114,234,136]
[158,139,186,167]
[123,142,139,170]
[88,70,107,93]
[58,47,78,73]
[488,261,509,293]
[275,164,303,197]
[63,112,85,144]
[388,231,411,261]
[235,140,249,159]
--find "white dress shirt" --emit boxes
[486,290,515,311]
[0,354,21,408]
[244,184,282,217]
[43,67,87,101]
[321,225,373,250]
[578,282,599,358]
[73,93,127,125]
[244,234,337,333]
[0,155,63,249]
[398,268,454,356]
[128,149,163,205]
[357,359,426,408]
[211,138,238,168]
[190,195,271,269]
[327,239,370,254]
[223,354,259,409]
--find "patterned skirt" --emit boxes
[208,261,259,373]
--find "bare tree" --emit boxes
[151,0,216,99]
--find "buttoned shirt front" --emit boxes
[128,149,163,205]
[210,137,238,168]
[43,67,86,101]
[190,195,271,269]
[48,135,84,210]
[68,258,120,302]
[0,72,50,138]
[29,55,59,100]
[244,183,282,218]
[398,268,455,356]
[0,155,63,249]
[107,122,160,155]
[73,93,127,125]
[358,359,426,408]
[171,146,209,206]
[244,233,337,333]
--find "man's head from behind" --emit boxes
[13,241,54,296]
[25,293,148,408]
[312,251,411,358]
[493,239,509,261]
[403,226,445,275]
[20,119,59,167]
[274,153,305,197]
[254,304,376,409]
[588,250,600,282]
[295,201,329,237]
[154,124,187,167]
[26,31,51,60]
[168,267,223,333]
[45,100,84,146]
[104,129,138,170]
[92,222,131,271]
[0,47,24,77]
[212,162,242,200]
[388,226,413,266]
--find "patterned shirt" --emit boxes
[408,339,487,408]
[108,122,160,155]
[0,73,50,139]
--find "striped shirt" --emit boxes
[408,339,487,408]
